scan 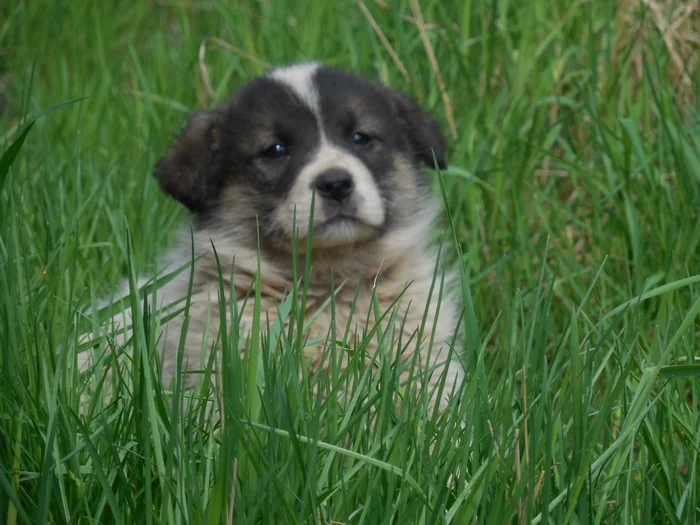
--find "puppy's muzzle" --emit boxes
[314,169,354,202]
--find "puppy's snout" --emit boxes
[314,169,354,202]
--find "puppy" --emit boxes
[81,63,463,411]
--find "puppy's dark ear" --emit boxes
[391,91,447,170]
[154,109,223,213]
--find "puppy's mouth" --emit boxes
[317,198,382,227]
[306,208,380,247]
[316,207,381,230]
[318,210,358,226]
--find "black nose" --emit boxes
[314,169,354,201]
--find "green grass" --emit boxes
[1,0,700,523]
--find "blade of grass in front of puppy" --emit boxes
[434,158,480,365]
[76,255,203,341]
[301,280,347,336]
[417,243,455,421]
[75,261,199,361]
[290,202,324,510]
[123,228,167,502]
[209,240,248,522]
[295,191,316,353]
[315,272,340,491]
[356,290,412,432]
[225,219,264,498]
[247,220,264,420]
[161,228,197,516]
[290,205,299,326]
[120,229,155,523]
[291,194,316,436]
[374,307,405,437]
[286,206,310,419]
[288,205,315,428]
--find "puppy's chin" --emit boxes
[268,199,386,251]
[308,216,378,248]
[267,217,379,252]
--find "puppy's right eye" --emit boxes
[351,132,371,145]
[262,143,289,159]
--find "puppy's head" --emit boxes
[155,63,447,258]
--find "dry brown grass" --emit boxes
[617,0,699,104]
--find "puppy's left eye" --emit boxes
[262,143,289,159]
[351,132,372,145]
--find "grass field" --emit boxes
[1,0,699,523]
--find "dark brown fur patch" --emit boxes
[389,90,447,170]
[154,109,224,213]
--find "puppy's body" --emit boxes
[83,63,463,410]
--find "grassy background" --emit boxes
[1,0,699,523]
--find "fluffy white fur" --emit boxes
[79,201,463,410]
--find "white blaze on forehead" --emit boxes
[267,62,321,114]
